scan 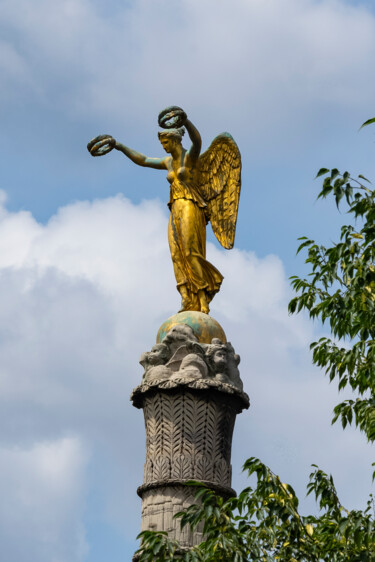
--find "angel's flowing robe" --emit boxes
[168,178,223,309]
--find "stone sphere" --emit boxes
[157,311,227,344]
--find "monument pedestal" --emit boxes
[131,312,249,554]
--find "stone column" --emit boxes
[131,311,249,554]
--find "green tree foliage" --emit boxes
[136,120,375,561]
[289,168,375,445]
[136,459,375,561]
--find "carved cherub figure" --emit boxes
[162,324,206,379]
[141,325,203,382]
[162,324,198,356]
[205,340,230,383]
[205,338,243,390]
[170,352,208,381]
[140,326,243,389]
[140,343,170,375]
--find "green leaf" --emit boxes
[358,174,372,184]
[359,117,375,130]
[315,168,330,178]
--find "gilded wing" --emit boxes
[196,133,241,249]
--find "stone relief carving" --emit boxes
[140,390,236,487]
[138,324,244,393]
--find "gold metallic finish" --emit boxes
[195,134,241,251]
[87,106,241,314]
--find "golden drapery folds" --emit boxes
[168,197,223,312]
[167,132,241,313]
[87,107,241,315]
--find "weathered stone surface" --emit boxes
[131,377,249,410]
[133,320,248,552]
[136,322,247,395]
[140,390,238,486]
[140,486,204,547]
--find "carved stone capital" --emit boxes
[135,322,248,402]
[131,378,250,410]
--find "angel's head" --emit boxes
[158,128,185,153]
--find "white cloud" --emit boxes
[0,0,374,136]
[0,0,374,557]
[0,437,88,562]
[0,192,372,558]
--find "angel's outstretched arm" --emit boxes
[185,119,202,161]
[114,141,167,170]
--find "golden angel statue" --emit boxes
[87,106,241,315]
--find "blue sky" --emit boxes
[0,0,375,560]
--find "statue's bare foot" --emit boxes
[179,298,191,313]
[178,286,192,313]
[198,290,209,315]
